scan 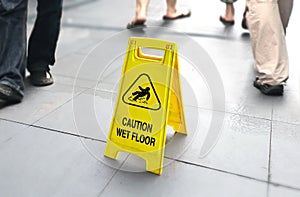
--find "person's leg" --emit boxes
[219,3,234,25]
[225,3,234,20]
[127,0,149,29]
[246,0,289,95]
[219,0,237,25]
[164,0,190,19]
[135,0,149,21]
[27,0,62,86]
[278,0,293,33]
[0,0,27,102]
[241,5,248,29]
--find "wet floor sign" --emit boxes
[104,37,187,175]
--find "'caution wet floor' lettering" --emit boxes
[115,117,156,146]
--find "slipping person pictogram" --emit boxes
[122,73,161,110]
[132,86,150,102]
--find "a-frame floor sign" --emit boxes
[104,37,187,175]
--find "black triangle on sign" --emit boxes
[122,73,161,111]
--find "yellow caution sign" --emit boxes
[104,37,187,175]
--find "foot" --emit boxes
[127,19,146,29]
[163,9,191,20]
[0,84,23,103]
[30,71,54,86]
[253,79,283,96]
[219,16,234,26]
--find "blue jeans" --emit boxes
[0,0,27,96]
[27,0,63,73]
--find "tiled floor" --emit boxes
[1,0,300,196]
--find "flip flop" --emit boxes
[162,10,191,20]
[127,20,146,29]
[219,16,234,26]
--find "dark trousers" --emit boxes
[0,0,27,95]
[27,0,62,73]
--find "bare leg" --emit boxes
[165,0,190,18]
[135,0,149,21]
[222,3,234,21]
[127,0,148,28]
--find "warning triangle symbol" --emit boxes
[122,73,161,111]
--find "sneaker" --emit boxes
[0,84,23,103]
[30,71,54,86]
[253,79,283,96]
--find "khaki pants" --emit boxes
[246,0,293,85]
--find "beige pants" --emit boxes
[246,0,293,85]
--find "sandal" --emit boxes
[127,20,146,29]
[219,16,234,26]
[163,10,191,20]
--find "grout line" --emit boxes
[184,104,300,127]
[165,157,300,192]
[0,118,32,128]
[30,124,106,143]
[268,106,274,181]
[266,108,274,197]
[185,104,273,122]
[271,119,300,127]
[166,156,267,182]
[28,0,99,21]
[0,118,106,143]
[52,73,99,84]
[62,0,99,11]
[97,154,130,197]
[59,22,245,42]
[1,117,300,192]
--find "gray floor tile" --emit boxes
[192,37,273,120]
[55,26,114,58]
[101,159,268,197]
[74,43,99,55]
[0,120,28,144]
[35,89,114,141]
[269,185,300,197]
[0,85,75,125]
[167,108,271,180]
[23,78,86,95]
[52,53,87,78]
[0,126,119,197]
[48,75,96,89]
[3,0,298,196]
[60,0,134,29]
[270,121,300,189]
[272,91,300,125]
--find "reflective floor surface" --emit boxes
[0,0,300,196]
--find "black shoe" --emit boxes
[241,7,248,30]
[253,79,283,96]
[241,17,248,29]
[30,71,54,86]
[0,84,23,103]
